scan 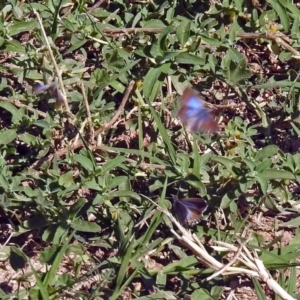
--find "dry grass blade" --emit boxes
[33,9,71,114]
[81,83,94,143]
[146,196,296,300]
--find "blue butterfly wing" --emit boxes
[182,96,205,114]
[174,198,208,225]
[33,83,64,104]
[32,83,53,94]
[173,200,190,225]
[178,88,218,133]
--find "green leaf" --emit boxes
[156,271,166,287]
[58,171,74,187]
[107,190,141,202]
[143,67,162,99]
[252,80,300,89]
[82,179,102,191]
[185,176,206,195]
[176,20,191,47]
[107,176,129,189]
[0,246,10,261]
[175,53,205,65]
[264,196,281,212]
[191,289,212,300]
[64,37,88,56]
[287,262,297,295]
[40,245,60,264]
[222,49,252,83]
[134,292,177,299]
[158,25,174,52]
[42,231,74,288]
[112,238,136,300]
[144,19,165,28]
[99,156,126,175]
[279,0,300,17]
[4,40,26,53]
[97,59,140,91]
[10,247,26,271]
[260,169,295,180]
[158,51,179,64]
[34,120,51,129]
[8,20,37,36]
[69,198,86,218]
[0,101,22,123]
[162,256,198,273]
[13,7,23,19]
[199,34,221,47]
[255,158,272,173]
[18,133,39,145]
[143,91,176,165]
[208,54,217,73]
[255,175,268,195]
[73,154,95,172]
[281,216,300,227]
[0,129,17,144]
[252,277,267,300]
[23,215,48,230]
[267,0,290,31]
[37,146,50,159]
[42,224,67,243]
[70,219,101,232]
[211,156,239,172]
[110,80,125,93]
[253,100,268,128]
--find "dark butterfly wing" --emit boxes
[173,200,190,225]
[32,83,53,94]
[33,83,64,104]
[173,197,208,226]
[178,88,218,133]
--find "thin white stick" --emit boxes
[33,9,71,113]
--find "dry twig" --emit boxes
[33,10,71,114]
[102,27,299,57]
[0,97,47,118]
[142,195,296,300]
[81,83,95,143]
[236,32,300,56]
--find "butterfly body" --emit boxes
[173,197,208,226]
[178,88,218,133]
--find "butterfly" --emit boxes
[32,83,64,106]
[172,196,208,226]
[178,88,218,133]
